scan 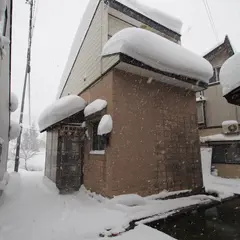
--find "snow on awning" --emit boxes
[115,0,182,34]
[84,99,107,117]
[220,52,240,97]
[38,95,86,132]
[9,121,21,140]
[98,115,113,136]
[102,28,213,84]
[200,134,240,143]
[10,92,19,112]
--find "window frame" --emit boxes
[90,120,106,151]
[197,101,205,125]
[211,142,240,164]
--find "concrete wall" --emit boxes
[0,1,12,183]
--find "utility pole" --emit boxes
[14,0,34,172]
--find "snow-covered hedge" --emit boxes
[10,92,19,112]
[38,95,86,132]
[102,28,213,84]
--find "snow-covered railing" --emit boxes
[102,28,213,84]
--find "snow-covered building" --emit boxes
[196,36,237,134]
[0,0,13,195]
[42,0,213,197]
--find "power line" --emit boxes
[202,0,220,43]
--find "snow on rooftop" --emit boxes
[9,121,21,140]
[38,95,86,132]
[10,92,19,112]
[220,52,240,96]
[98,114,113,136]
[116,0,182,34]
[84,99,107,117]
[102,28,213,83]
[200,133,240,143]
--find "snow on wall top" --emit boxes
[10,92,19,112]
[102,28,213,83]
[98,114,113,135]
[84,99,107,117]
[220,52,240,96]
[200,133,240,143]
[56,0,182,99]
[9,121,21,140]
[116,0,182,34]
[38,95,86,132]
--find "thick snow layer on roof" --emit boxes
[84,99,107,117]
[200,133,240,143]
[10,92,19,112]
[98,115,113,136]
[102,28,213,83]
[222,120,238,127]
[9,121,21,140]
[116,0,182,34]
[38,95,86,132]
[220,52,240,96]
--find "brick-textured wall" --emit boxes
[80,71,114,196]
[106,69,202,196]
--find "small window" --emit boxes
[91,121,105,151]
[212,143,240,164]
[197,101,205,125]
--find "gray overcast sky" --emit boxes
[11,0,240,127]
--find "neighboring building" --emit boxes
[0,0,16,194]
[40,0,213,197]
[197,35,238,136]
[198,36,240,179]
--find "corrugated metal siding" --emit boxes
[62,1,105,96]
[204,84,240,126]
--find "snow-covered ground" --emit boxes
[201,147,240,196]
[0,147,239,240]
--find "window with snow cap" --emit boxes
[91,120,106,151]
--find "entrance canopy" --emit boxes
[38,95,86,133]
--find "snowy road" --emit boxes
[0,171,127,240]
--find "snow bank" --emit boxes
[84,99,107,117]
[109,194,146,207]
[116,0,182,34]
[0,0,7,21]
[220,52,240,96]
[9,120,21,140]
[98,114,113,135]
[200,133,240,143]
[102,28,213,83]
[115,224,176,240]
[10,92,19,112]
[38,95,86,132]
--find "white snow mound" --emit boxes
[116,0,182,34]
[38,95,86,132]
[9,120,21,140]
[98,114,113,135]
[102,28,213,83]
[109,194,146,206]
[10,92,19,112]
[220,52,240,96]
[84,99,107,117]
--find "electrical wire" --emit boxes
[202,0,220,43]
